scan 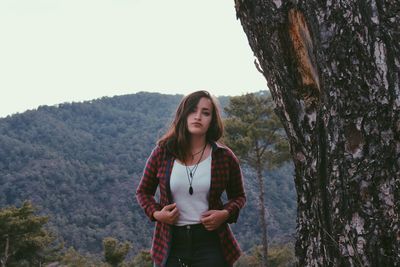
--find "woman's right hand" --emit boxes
[153,203,180,224]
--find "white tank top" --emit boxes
[170,154,212,226]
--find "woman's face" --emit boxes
[186,97,213,137]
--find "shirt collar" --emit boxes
[210,141,226,151]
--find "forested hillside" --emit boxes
[0,92,296,255]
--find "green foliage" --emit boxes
[61,242,143,267]
[235,244,296,267]
[61,240,149,267]
[127,250,152,267]
[224,92,290,169]
[103,237,131,267]
[0,201,59,266]
[60,247,105,267]
[268,244,296,267]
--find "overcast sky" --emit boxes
[0,0,268,118]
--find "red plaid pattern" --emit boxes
[136,142,246,266]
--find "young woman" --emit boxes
[136,90,246,267]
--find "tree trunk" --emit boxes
[235,0,400,266]
[1,235,9,267]
[256,155,269,267]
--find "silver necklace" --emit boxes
[185,144,206,195]
[191,148,203,160]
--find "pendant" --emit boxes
[189,186,193,195]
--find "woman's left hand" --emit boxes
[201,210,229,231]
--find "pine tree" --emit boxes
[102,237,131,267]
[224,92,289,267]
[0,201,57,267]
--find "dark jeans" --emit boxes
[166,224,228,267]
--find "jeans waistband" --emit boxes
[171,224,218,246]
[172,224,204,231]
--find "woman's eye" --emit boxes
[203,111,210,116]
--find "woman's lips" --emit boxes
[192,122,202,127]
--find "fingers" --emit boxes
[163,203,176,211]
[170,207,178,216]
[203,221,217,231]
[201,210,228,231]
[201,210,213,217]
[201,210,216,222]
[201,215,212,224]
[201,211,215,230]
[170,207,179,220]
[165,204,179,224]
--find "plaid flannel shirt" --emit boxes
[136,142,246,267]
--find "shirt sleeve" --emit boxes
[136,146,163,221]
[223,150,246,223]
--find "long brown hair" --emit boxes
[158,90,223,162]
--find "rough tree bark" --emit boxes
[235,0,400,266]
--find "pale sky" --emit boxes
[0,0,268,118]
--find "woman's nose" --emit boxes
[194,111,201,120]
